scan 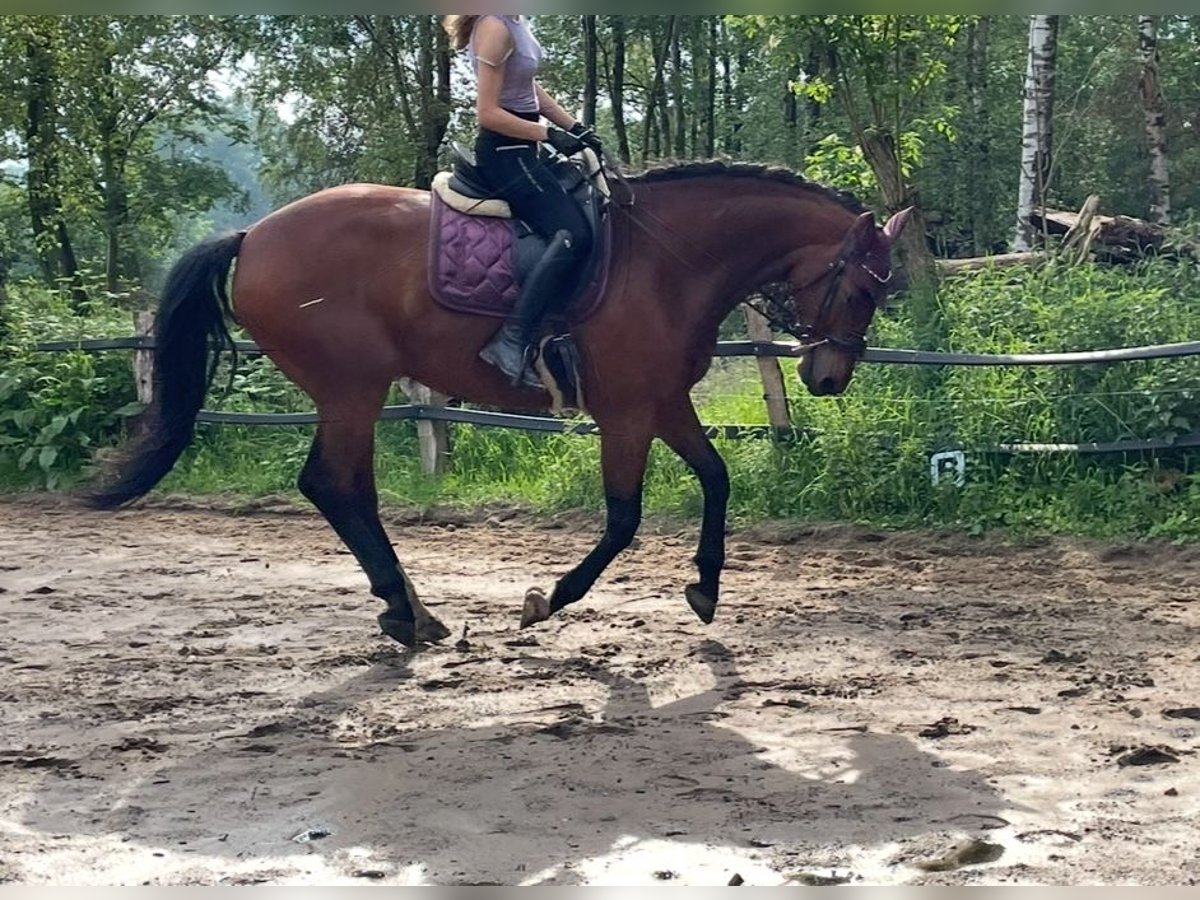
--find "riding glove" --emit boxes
[569,122,604,157]
[544,124,587,158]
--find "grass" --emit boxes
[3,257,1200,540]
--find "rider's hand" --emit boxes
[544,124,586,158]
[569,122,604,157]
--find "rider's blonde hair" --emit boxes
[442,16,481,51]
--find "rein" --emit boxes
[745,256,876,356]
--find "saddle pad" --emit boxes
[428,191,612,322]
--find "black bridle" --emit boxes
[746,254,892,357]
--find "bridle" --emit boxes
[745,253,892,357]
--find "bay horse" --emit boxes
[89,160,911,647]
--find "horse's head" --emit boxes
[782,207,913,397]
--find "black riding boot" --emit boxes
[480,229,578,389]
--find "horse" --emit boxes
[88,159,912,647]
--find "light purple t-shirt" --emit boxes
[468,15,542,115]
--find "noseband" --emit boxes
[748,254,891,356]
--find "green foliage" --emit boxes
[803,134,878,195]
[1,15,247,295]
[7,257,1197,539]
[3,14,1200,542]
[0,283,137,488]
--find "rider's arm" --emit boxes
[535,83,577,131]
[475,18,550,143]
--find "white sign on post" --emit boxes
[930,450,967,487]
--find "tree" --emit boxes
[602,16,632,163]
[1137,15,1170,224]
[965,17,994,254]
[670,18,687,157]
[0,16,245,301]
[705,17,718,157]
[582,15,598,129]
[735,16,963,338]
[253,16,453,194]
[1013,15,1060,251]
[9,18,82,294]
[67,16,244,293]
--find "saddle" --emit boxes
[428,143,612,411]
[428,142,612,325]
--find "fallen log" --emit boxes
[938,251,1045,274]
[1030,201,1170,263]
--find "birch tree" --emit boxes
[1137,15,1170,224]
[1013,15,1059,251]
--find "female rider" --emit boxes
[443,15,599,388]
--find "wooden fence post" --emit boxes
[133,310,155,407]
[398,378,449,476]
[742,306,792,433]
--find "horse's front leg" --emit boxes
[521,424,652,628]
[656,400,730,624]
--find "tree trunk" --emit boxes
[732,41,749,154]
[608,16,631,163]
[582,15,598,128]
[805,47,824,141]
[0,234,11,336]
[641,16,675,165]
[689,18,702,156]
[24,28,84,307]
[101,147,136,295]
[721,21,734,154]
[1013,15,1059,251]
[859,129,940,342]
[966,17,992,254]
[783,60,800,167]
[96,55,137,298]
[413,15,451,190]
[705,17,717,157]
[671,17,687,158]
[1137,15,1170,225]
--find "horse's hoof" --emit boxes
[415,616,452,644]
[685,584,717,625]
[520,587,552,629]
[378,611,418,647]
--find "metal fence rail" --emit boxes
[38,336,1200,367]
[32,334,1200,458]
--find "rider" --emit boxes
[444,15,601,389]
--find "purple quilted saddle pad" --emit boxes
[428,191,610,322]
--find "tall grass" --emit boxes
[3,258,1199,538]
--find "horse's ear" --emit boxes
[851,211,876,237]
[845,211,877,253]
[882,207,915,245]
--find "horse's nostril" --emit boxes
[817,376,838,395]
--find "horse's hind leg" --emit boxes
[298,402,450,647]
[521,421,652,628]
[656,401,730,624]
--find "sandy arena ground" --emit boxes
[1,494,1198,886]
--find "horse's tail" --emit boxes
[87,231,246,509]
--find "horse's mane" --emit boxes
[626,159,867,217]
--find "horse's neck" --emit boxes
[633,179,845,320]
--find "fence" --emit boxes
[34,321,1200,476]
